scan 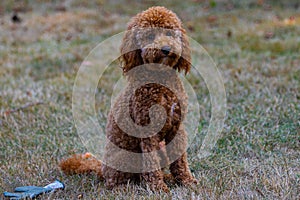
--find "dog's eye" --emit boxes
[147,33,155,41]
[166,31,173,37]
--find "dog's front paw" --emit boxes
[175,175,198,186]
[182,176,198,185]
[148,181,170,193]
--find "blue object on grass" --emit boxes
[3,180,64,200]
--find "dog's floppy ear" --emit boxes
[173,28,191,74]
[119,29,143,74]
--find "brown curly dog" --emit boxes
[60,6,197,192]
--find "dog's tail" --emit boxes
[59,153,104,180]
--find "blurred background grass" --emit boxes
[0,0,299,199]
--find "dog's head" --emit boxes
[120,6,191,75]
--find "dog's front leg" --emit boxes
[166,126,198,185]
[140,136,169,192]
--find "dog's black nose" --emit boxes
[161,46,171,55]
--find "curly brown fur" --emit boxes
[59,153,103,179]
[60,6,197,192]
[120,7,190,75]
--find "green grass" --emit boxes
[1,0,300,199]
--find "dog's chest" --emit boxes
[128,83,186,136]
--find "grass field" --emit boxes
[0,0,299,199]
